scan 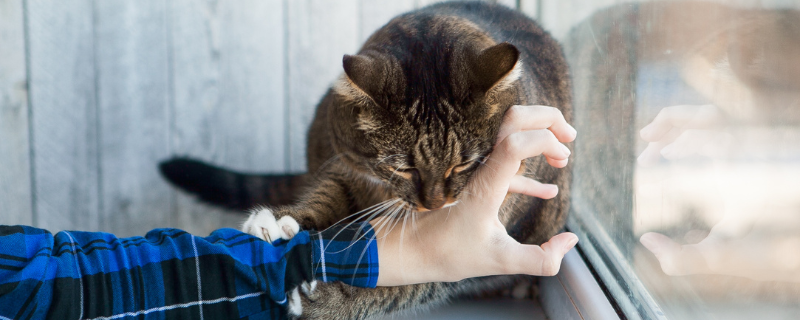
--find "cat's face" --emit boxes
[360,107,494,211]
[331,39,521,211]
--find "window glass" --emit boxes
[558,1,800,319]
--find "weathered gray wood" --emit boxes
[94,1,172,237]
[359,0,415,43]
[519,0,540,19]
[287,0,359,172]
[0,0,32,226]
[495,0,518,9]
[415,0,474,9]
[170,0,287,235]
[27,0,99,232]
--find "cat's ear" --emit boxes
[339,54,383,100]
[468,42,521,93]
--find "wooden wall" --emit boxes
[0,0,550,237]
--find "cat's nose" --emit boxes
[420,182,446,210]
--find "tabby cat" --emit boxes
[160,2,572,319]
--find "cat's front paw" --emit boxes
[286,280,318,318]
[243,207,300,242]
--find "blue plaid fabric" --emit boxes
[0,224,378,320]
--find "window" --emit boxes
[550,1,800,319]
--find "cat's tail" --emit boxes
[159,157,305,212]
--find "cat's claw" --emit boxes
[243,208,300,242]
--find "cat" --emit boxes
[160,1,572,319]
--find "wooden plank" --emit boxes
[415,0,471,9]
[519,0,540,19]
[94,1,172,237]
[495,0,518,9]
[170,0,286,235]
[27,0,99,232]
[359,0,415,43]
[287,0,359,172]
[0,0,32,225]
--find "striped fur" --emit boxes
[162,2,572,319]
[280,2,572,319]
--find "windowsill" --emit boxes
[372,243,619,319]
[372,298,547,320]
[540,249,620,319]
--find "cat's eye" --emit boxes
[389,167,418,180]
[452,160,479,174]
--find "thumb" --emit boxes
[640,232,709,276]
[509,232,578,276]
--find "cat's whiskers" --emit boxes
[313,154,344,176]
[374,202,405,240]
[376,154,404,166]
[348,199,403,247]
[388,165,406,184]
[337,199,404,253]
[445,205,453,223]
[349,201,407,283]
[318,198,397,234]
[398,208,410,267]
[411,210,420,240]
[321,199,400,254]
[476,155,500,174]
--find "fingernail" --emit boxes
[569,126,577,138]
[568,236,579,248]
[639,233,657,251]
[560,144,571,156]
[640,124,654,138]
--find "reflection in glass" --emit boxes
[563,1,800,319]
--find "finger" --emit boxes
[468,130,569,202]
[490,130,570,180]
[640,104,717,141]
[508,176,558,199]
[504,232,578,276]
[640,232,710,276]
[546,156,569,168]
[636,126,683,165]
[637,141,665,166]
[496,105,576,145]
[640,105,696,141]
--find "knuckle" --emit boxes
[496,254,516,275]
[540,258,560,276]
[505,105,523,123]
[503,133,524,156]
[542,105,562,119]
[536,129,558,143]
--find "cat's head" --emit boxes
[330,17,522,211]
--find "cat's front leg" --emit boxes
[242,174,351,241]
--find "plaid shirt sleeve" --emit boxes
[0,223,378,320]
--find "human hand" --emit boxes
[640,229,800,283]
[638,104,725,165]
[373,105,579,286]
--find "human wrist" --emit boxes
[372,218,434,286]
